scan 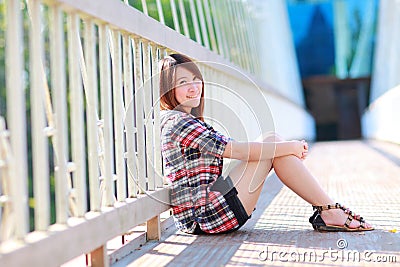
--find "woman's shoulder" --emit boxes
[160,109,190,120]
[160,110,197,128]
[160,110,197,131]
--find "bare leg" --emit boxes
[272,155,333,205]
[273,154,372,228]
[228,159,272,216]
[229,133,372,228]
[228,132,275,216]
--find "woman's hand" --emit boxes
[292,140,308,160]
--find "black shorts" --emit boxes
[193,176,251,235]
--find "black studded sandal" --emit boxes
[309,203,374,232]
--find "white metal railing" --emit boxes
[131,0,261,76]
[0,0,313,266]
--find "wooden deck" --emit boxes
[113,141,400,266]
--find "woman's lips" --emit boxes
[187,94,199,99]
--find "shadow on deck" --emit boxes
[114,140,400,266]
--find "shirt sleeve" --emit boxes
[170,114,230,158]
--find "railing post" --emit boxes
[189,0,202,44]
[134,38,147,194]
[156,0,165,25]
[178,0,190,38]
[49,3,69,224]
[143,41,155,191]
[5,0,30,239]
[209,0,227,57]
[110,29,127,202]
[122,34,138,198]
[170,0,181,33]
[27,0,51,231]
[202,0,218,52]
[152,45,163,188]
[88,245,109,267]
[196,0,210,49]
[99,23,115,207]
[146,215,161,241]
[67,12,88,217]
[83,19,101,212]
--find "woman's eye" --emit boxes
[179,80,187,84]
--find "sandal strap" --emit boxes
[344,216,353,228]
[345,213,368,228]
[312,203,343,212]
[343,208,364,222]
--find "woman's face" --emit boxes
[174,66,202,113]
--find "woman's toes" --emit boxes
[360,221,373,229]
[349,219,362,228]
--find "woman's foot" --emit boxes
[309,203,374,232]
[320,208,373,229]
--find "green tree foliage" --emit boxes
[0,2,6,117]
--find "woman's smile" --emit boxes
[186,93,200,99]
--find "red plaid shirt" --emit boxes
[160,110,239,233]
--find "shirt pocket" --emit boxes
[185,147,201,161]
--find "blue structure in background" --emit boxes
[287,0,379,79]
[294,5,335,78]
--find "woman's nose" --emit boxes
[188,82,198,91]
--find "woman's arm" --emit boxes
[222,140,308,161]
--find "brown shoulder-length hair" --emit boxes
[159,54,205,121]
